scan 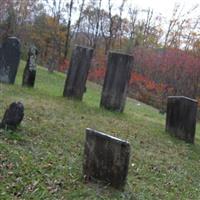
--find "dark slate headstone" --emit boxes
[0,37,21,84]
[83,128,130,189]
[63,45,93,100]
[0,102,24,130]
[100,52,133,112]
[166,96,197,143]
[22,45,38,87]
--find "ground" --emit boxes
[0,61,200,200]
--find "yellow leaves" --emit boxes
[46,16,59,30]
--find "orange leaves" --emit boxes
[130,72,166,93]
[58,59,70,72]
[88,67,105,81]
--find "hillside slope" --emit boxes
[0,61,200,200]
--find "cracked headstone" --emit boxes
[22,45,38,87]
[0,102,24,130]
[166,96,197,143]
[100,52,133,112]
[83,128,130,189]
[63,45,93,100]
[0,37,21,84]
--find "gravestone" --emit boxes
[83,128,130,189]
[22,45,38,87]
[63,45,93,100]
[166,96,197,143]
[0,37,21,84]
[0,102,24,130]
[100,52,133,112]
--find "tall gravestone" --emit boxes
[0,37,21,84]
[63,45,93,100]
[100,52,133,112]
[83,128,130,189]
[22,45,38,87]
[166,96,197,143]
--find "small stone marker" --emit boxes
[0,102,24,130]
[63,45,93,100]
[166,96,197,143]
[83,128,130,189]
[22,45,38,87]
[100,52,133,112]
[0,37,21,84]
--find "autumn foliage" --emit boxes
[2,0,200,111]
[58,47,200,110]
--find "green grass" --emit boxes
[0,61,200,199]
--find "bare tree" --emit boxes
[74,0,86,42]
[44,0,66,71]
[164,4,182,47]
[100,0,114,54]
[118,0,127,48]
[184,18,200,51]
[93,0,102,50]
[143,8,154,46]
[64,0,74,59]
[128,7,138,40]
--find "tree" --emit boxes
[74,0,86,42]
[93,0,102,50]
[118,0,127,48]
[64,0,74,59]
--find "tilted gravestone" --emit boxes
[0,37,21,84]
[63,45,93,100]
[83,128,130,189]
[0,102,24,130]
[166,96,197,143]
[22,45,38,87]
[100,52,133,112]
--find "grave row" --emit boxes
[63,45,133,113]
[0,37,38,87]
[0,38,133,113]
[0,37,198,189]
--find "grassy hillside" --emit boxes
[0,61,200,200]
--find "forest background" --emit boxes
[1,0,200,112]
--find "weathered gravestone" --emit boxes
[0,102,24,130]
[63,45,93,100]
[0,37,21,84]
[166,96,197,143]
[22,45,38,87]
[100,52,133,112]
[83,128,130,189]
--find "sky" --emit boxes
[47,0,200,25]
[101,0,200,20]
